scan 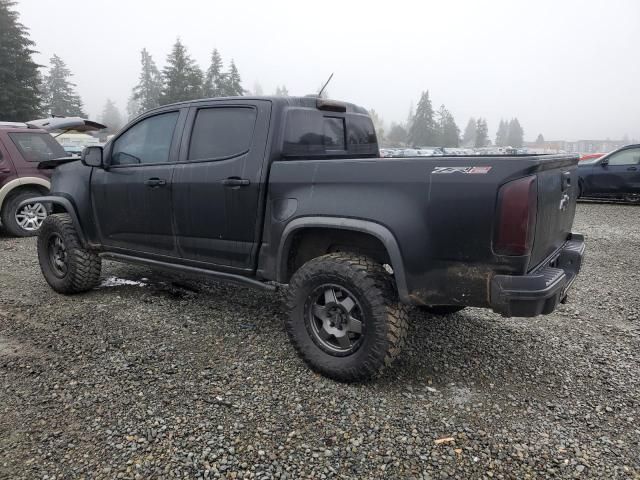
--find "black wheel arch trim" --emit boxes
[18,195,88,247]
[277,217,409,303]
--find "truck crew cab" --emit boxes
[25,96,585,381]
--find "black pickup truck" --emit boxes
[25,96,585,381]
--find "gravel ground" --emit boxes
[1,203,639,479]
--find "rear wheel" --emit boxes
[37,214,101,294]
[286,253,408,382]
[418,305,465,315]
[1,190,48,237]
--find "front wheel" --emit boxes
[37,214,102,294]
[285,253,408,382]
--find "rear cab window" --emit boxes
[282,108,378,158]
[8,132,67,162]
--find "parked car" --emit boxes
[579,153,604,162]
[0,117,105,236]
[578,144,640,203]
[25,96,584,381]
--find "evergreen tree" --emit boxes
[0,0,42,121]
[130,48,162,115]
[507,118,524,147]
[100,99,123,135]
[462,118,476,147]
[535,133,545,145]
[475,118,488,148]
[436,105,460,148]
[368,109,385,142]
[274,85,289,96]
[405,103,414,133]
[203,48,225,97]
[220,60,243,96]
[495,119,509,147]
[126,95,141,121]
[408,91,437,147]
[387,123,407,146]
[41,54,86,117]
[160,39,204,105]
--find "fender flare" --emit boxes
[277,216,409,302]
[0,177,51,210]
[17,195,88,247]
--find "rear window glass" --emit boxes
[283,109,378,158]
[8,132,67,162]
[189,107,257,161]
[348,115,377,147]
[323,117,346,150]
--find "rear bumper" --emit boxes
[490,234,585,317]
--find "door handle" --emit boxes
[222,177,250,187]
[144,178,167,187]
[627,166,638,171]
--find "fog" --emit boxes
[16,0,640,141]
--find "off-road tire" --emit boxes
[37,213,101,294]
[1,189,47,237]
[418,305,466,315]
[286,253,409,382]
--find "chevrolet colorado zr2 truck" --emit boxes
[24,96,585,381]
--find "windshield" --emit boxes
[8,132,67,162]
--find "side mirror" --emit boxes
[600,158,609,167]
[81,146,104,168]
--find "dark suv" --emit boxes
[0,123,61,236]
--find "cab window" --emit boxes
[188,107,257,161]
[111,112,179,166]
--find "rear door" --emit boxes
[588,147,640,195]
[92,109,185,256]
[172,100,271,271]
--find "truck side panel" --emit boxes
[260,155,578,307]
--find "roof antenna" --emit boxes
[317,73,334,98]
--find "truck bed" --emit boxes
[264,154,580,309]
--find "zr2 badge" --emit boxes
[432,166,492,174]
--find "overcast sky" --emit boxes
[16,0,640,141]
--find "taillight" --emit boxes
[494,175,537,256]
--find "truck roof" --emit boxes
[146,96,369,115]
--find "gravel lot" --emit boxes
[1,203,639,479]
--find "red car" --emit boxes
[0,118,104,236]
[579,153,605,162]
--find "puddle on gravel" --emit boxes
[99,276,148,288]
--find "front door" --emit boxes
[92,110,184,256]
[172,101,270,271]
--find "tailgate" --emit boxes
[529,160,579,269]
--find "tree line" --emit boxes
[378,90,526,149]
[1,0,530,146]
